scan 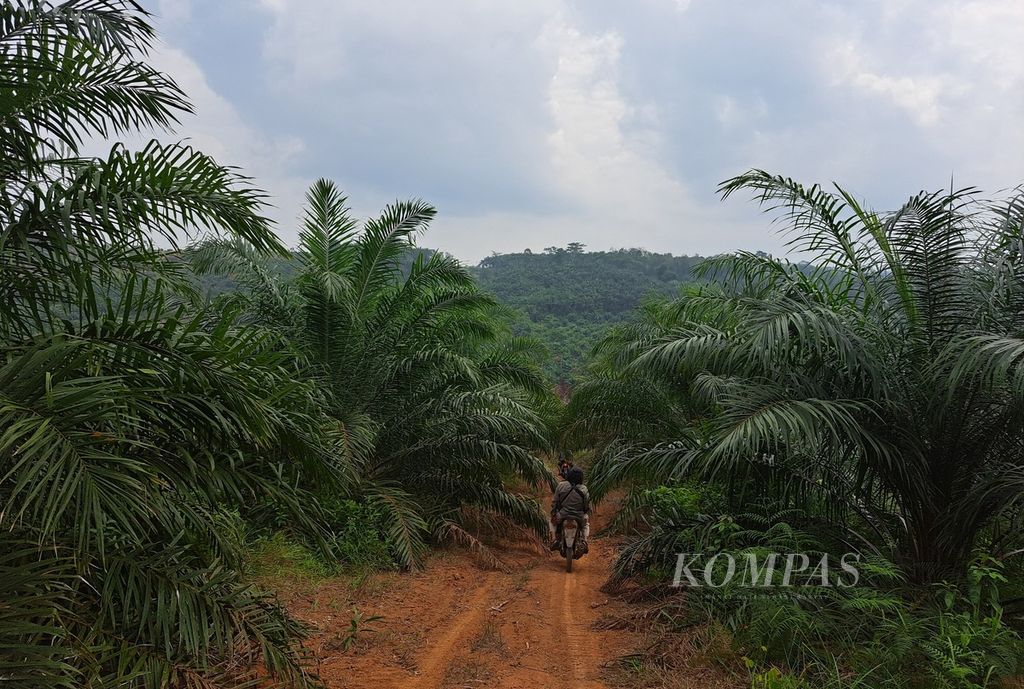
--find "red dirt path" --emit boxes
[283,503,639,688]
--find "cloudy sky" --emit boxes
[148,0,1023,263]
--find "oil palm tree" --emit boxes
[191,180,555,568]
[568,171,1024,583]
[2,2,332,686]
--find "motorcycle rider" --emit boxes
[549,466,590,552]
[557,457,573,480]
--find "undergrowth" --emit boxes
[246,498,397,582]
[605,486,1024,689]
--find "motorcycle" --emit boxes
[559,517,587,572]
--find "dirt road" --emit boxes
[289,519,638,688]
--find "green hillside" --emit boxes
[471,244,704,380]
[197,244,706,381]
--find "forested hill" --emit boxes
[196,244,706,381]
[469,245,705,380]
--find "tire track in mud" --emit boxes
[489,536,623,688]
[405,570,501,688]
[554,542,619,688]
[560,571,589,685]
[310,499,638,688]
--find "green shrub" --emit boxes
[248,533,337,581]
[687,566,1022,688]
[613,499,1023,688]
[318,497,396,571]
[646,483,726,517]
[246,497,398,580]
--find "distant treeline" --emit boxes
[197,243,710,381]
[471,245,706,380]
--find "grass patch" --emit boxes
[470,620,506,654]
[247,532,337,582]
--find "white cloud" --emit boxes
[829,40,962,127]
[139,0,1024,261]
[154,46,314,243]
[156,0,191,26]
[714,94,768,128]
[537,16,706,243]
[248,0,735,260]
[818,0,1023,192]
[150,48,304,169]
[82,40,313,247]
[431,11,754,260]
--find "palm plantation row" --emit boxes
[1,2,553,686]
[564,176,1024,685]
[2,1,1022,688]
